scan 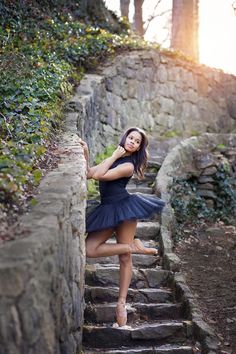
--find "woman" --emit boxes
[80,127,165,327]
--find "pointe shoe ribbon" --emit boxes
[131,238,158,255]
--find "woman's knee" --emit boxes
[119,252,132,265]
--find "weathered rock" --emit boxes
[205,227,223,237]
[0,133,86,354]
[194,151,216,170]
[131,322,185,341]
[85,265,169,288]
[197,182,214,190]
[198,189,217,199]
[85,302,182,324]
[205,199,215,208]
[84,286,173,304]
[86,253,160,268]
[84,344,194,354]
[83,322,186,348]
[135,221,161,240]
[163,253,181,272]
[201,166,218,176]
[198,176,215,184]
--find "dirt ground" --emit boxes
[175,221,236,354]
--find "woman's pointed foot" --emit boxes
[116,302,127,327]
[130,238,158,255]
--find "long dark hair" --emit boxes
[119,127,149,179]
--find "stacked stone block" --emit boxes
[0,133,87,354]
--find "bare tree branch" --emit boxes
[232,1,236,14]
[144,8,171,34]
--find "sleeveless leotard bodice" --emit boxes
[86,155,165,233]
[99,155,133,204]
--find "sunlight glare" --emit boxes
[105,0,236,75]
[199,0,236,75]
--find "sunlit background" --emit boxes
[105,0,236,75]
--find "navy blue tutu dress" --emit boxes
[86,156,165,234]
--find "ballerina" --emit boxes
[80,127,165,327]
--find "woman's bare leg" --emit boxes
[86,228,132,258]
[115,220,137,299]
[114,220,137,325]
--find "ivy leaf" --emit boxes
[33,169,42,184]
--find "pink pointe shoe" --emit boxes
[115,302,127,327]
[131,238,158,255]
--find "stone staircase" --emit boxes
[82,149,198,353]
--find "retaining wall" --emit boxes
[0,133,87,354]
[67,49,236,160]
[155,133,236,353]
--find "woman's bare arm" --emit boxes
[93,162,134,181]
[79,140,131,180]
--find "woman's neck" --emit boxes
[123,152,132,157]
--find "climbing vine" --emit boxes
[0,4,156,215]
[170,163,236,243]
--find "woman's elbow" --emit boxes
[92,172,102,180]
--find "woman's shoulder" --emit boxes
[110,155,134,170]
[117,155,134,165]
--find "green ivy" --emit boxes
[87,144,116,199]
[0,4,169,214]
[170,163,236,242]
[214,164,236,222]
[0,8,147,211]
[95,145,116,164]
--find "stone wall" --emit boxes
[155,132,236,265]
[67,49,236,160]
[0,133,87,354]
[156,133,236,205]
[154,133,236,353]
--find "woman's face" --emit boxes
[124,131,142,153]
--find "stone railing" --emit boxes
[155,133,236,353]
[0,133,87,354]
[156,132,236,265]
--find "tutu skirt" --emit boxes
[86,193,165,234]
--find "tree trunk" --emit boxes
[134,0,144,36]
[120,0,130,19]
[171,0,199,61]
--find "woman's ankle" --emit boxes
[118,296,126,304]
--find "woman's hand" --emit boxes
[79,138,89,160]
[112,145,126,160]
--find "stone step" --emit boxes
[83,321,187,348]
[84,303,183,324]
[85,286,173,304]
[136,221,160,240]
[106,238,158,248]
[127,186,153,194]
[84,343,194,354]
[140,214,161,223]
[131,172,157,184]
[147,158,162,169]
[85,265,170,288]
[87,221,161,241]
[128,180,153,189]
[86,253,160,268]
